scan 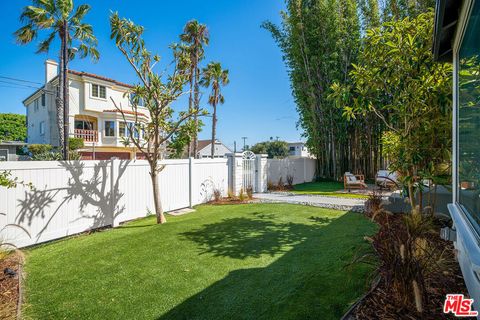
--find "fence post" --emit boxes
[189,157,194,208]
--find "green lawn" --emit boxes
[292,181,369,199]
[24,204,376,320]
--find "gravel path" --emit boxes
[254,192,367,212]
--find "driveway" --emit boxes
[254,192,367,212]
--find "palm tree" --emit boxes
[180,20,209,158]
[15,0,99,159]
[200,62,229,158]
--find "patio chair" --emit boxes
[375,170,398,190]
[344,172,367,191]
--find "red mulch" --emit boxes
[354,213,469,319]
[0,251,23,320]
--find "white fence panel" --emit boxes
[191,158,229,205]
[266,157,317,185]
[0,158,228,248]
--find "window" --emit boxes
[289,147,295,152]
[74,120,94,130]
[119,122,126,137]
[41,93,45,106]
[104,121,115,137]
[39,121,45,135]
[130,93,144,107]
[34,99,39,112]
[458,0,480,233]
[92,84,106,99]
[119,122,139,138]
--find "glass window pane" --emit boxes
[92,84,98,97]
[105,121,115,137]
[100,86,106,99]
[458,0,480,233]
[119,122,126,137]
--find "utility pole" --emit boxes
[234,141,237,153]
[241,137,247,151]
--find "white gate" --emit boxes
[242,151,257,192]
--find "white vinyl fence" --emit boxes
[266,157,316,185]
[0,159,228,248]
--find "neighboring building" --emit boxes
[23,60,150,160]
[434,0,480,311]
[0,141,27,161]
[287,142,312,158]
[197,139,232,158]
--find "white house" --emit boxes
[197,139,232,158]
[287,142,312,158]
[434,0,480,311]
[23,60,150,160]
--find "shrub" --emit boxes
[28,144,52,156]
[238,188,246,202]
[277,177,284,190]
[32,151,62,161]
[286,174,294,188]
[69,150,82,160]
[246,186,253,199]
[227,189,235,199]
[366,211,447,315]
[68,137,84,151]
[267,180,275,191]
[213,188,222,202]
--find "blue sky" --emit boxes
[0,0,303,149]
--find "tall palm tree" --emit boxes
[200,62,229,158]
[180,20,208,158]
[15,0,99,159]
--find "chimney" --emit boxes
[45,59,58,84]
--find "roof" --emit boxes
[433,0,463,62]
[23,69,134,104]
[103,109,147,118]
[69,70,133,88]
[197,139,232,153]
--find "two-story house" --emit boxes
[23,59,149,160]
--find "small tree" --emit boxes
[200,62,229,158]
[251,140,289,158]
[110,13,203,224]
[343,11,452,215]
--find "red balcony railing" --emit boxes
[74,129,98,142]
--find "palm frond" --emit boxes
[14,24,38,44]
[70,4,90,23]
[35,30,56,53]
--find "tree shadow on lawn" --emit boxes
[161,211,375,320]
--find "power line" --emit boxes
[0,80,41,90]
[0,75,43,85]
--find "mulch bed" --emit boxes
[0,251,23,320]
[208,198,256,205]
[353,213,469,319]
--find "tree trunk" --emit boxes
[62,21,70,160]
[57,30,65,154]
[192,50,200,158]
[211,103,217,158]
[187,70,194,157]
[150,170,166,224]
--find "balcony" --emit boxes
[74,129,98,142]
